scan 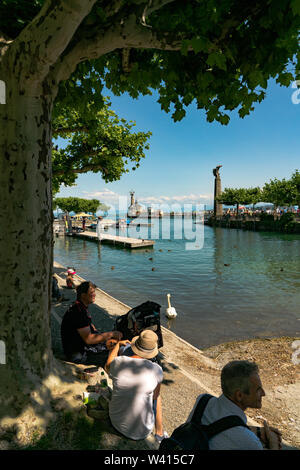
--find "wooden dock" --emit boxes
[72,231,155,249]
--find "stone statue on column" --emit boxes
[213,165,223,218]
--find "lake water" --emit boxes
[53,219,300,349]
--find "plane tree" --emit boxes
[290,169,300,207]
[1,0,300,426]
[262,177,296,208]
[52,99,151,194]
[217,187,250,215]
[244,187,262,210]
[53,197,107,215]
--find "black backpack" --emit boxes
[114,301,163,348]
[159,394,249,450]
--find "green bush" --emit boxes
[259,212,274,222]
[277,212,296,233]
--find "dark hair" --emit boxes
[76,281,95,300]
[221,361,259,397]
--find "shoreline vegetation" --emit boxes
[206,213,300,234]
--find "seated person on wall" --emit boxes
[105,330,168,443]
[111,328,161,364]
[61,281,122,368]
[52,275,62,301]
[186,360,282,450]
[66,268,76,289]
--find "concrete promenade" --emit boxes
[52,261,298,450]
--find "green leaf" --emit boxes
[276,72,294,87]
[181,40,190,56]
[219,114,230,125]
[172,109,186,122]
[206,105,219,122]
[291,0,300,16]
[239,107,250,118]
[248,71,266,88]
[190,37,209,54]
[207,52,227,71]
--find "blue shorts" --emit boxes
[153,399,157,419]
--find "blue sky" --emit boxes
[56,79,300,211]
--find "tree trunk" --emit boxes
[0,64,54,421]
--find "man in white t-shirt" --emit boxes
[105,329,167,442]
[187,360,282,450]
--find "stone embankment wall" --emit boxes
[206,217,300,234]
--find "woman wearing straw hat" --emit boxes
[105,329,168,443]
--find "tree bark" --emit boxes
[0,0,103,428]
[0,61,54,418]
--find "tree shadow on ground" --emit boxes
[12,408,151,450]
[0,265,178,450]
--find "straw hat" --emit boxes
[131,329,158,359]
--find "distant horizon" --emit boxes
[54,201,286,218]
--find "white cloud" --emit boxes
[81,190,213,208]
[83,189,122,203]
[139,194,213,205]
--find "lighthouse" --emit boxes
[127,191,142,218]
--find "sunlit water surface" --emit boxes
[54,220,300,349]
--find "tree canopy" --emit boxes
[3,1,300,192]
[217,187,251,213]
[53,197,109,214]
[262,171,300,207]
[52,99,151,193]
[290,169,300,206]
[218,171,300,211]
[1,0,300,127]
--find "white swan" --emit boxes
[165,293,177,318]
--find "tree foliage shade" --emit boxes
[1,3,152,193]
[2,0,300,127]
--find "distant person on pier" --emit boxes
[96,216,102,240]
[105,330,168,443]
[64,216,68,233]
[82,216,86,231]
[61,281,123,368]
[182,360,282,450]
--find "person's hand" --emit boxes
[106,338,130,351]
[263,420,282,450]
[118,339,131,347]
[106,339,118,351]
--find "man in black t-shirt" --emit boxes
[61,281,122,367]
